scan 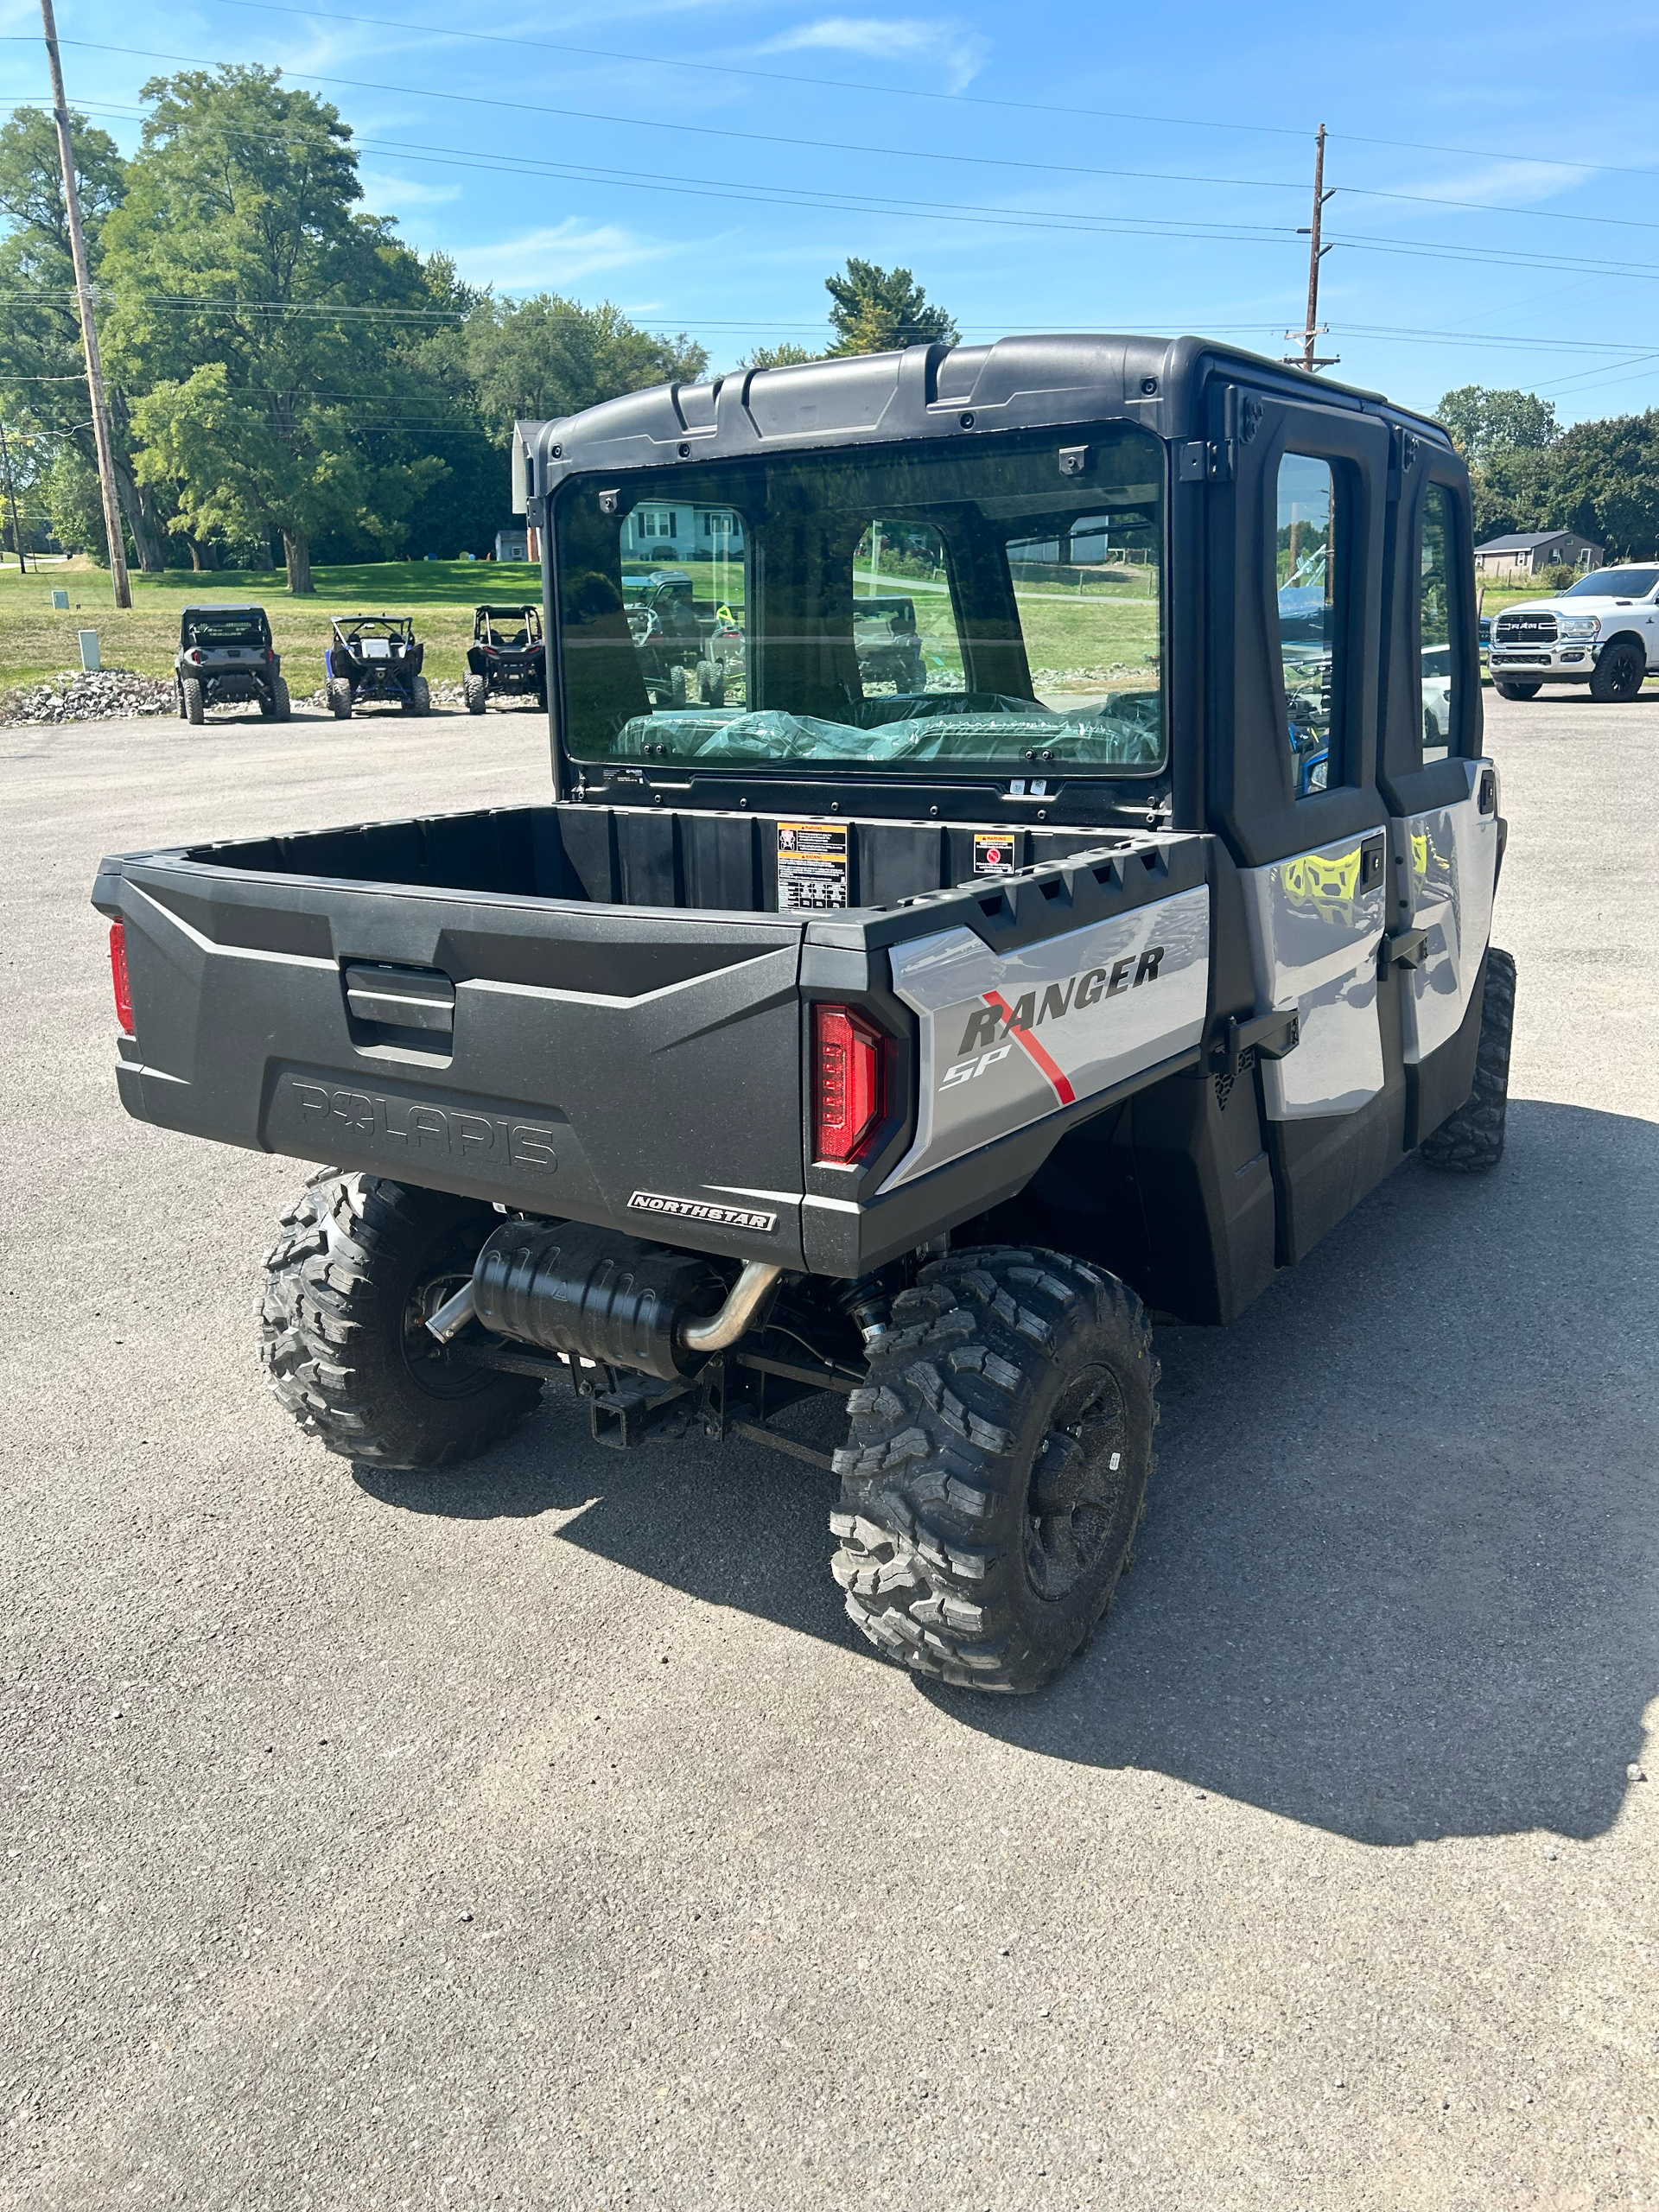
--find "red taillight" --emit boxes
[109,920,134,1034]
[814,1003,885,1163]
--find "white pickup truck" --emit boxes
[1488,562,1659,702]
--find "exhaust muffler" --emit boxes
[424,1219,783,1380]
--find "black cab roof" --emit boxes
[520,333,1453,493]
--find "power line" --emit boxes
[198,0,1659,192]
[207,0,1315,143]
[25,74,1659,291]
[28,40,1321,199]
[0,120,1312,256]
[41,32,1659,238]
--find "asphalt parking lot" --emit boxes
[1,690,1654,2211]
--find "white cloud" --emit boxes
[357,172,461,208]
[759,16,988,94]
[454,220,670,291]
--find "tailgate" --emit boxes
[94,854,810,1268]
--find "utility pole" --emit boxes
[39,0,130,607]
[1285,122,1340,374]
[0,423,27,573]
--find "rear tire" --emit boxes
[670,663,690,707]
[408,674,431,716]
[181,677,204,726]
[1589,642,1645,702]
[258,1173,541,1469]
[1493,680,1541,700]
[270,674,290,721]
[463,673,487,715]
[328,679,353,720]
[1420,947,1516,1174]
[831,1248,1155,1694]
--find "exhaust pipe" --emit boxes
[424,1221,783,1376]
[680,1261,786,1354]
[424,1280,477,1344]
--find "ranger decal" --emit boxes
[880,887,1210,1191]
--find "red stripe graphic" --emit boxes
[982,990,1076,1106]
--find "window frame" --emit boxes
[1268,445,1360,800]
[550,421,1173,788]
[1415,478,1462,769]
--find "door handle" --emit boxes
[1358,834,1386,890]
[1211,1007,1300,1077]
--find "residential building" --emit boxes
[1473,529,1604,578]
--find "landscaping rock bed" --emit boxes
[3,669,176,723]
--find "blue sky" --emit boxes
[8,0,1659,423]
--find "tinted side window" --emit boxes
[1420,484,1457,763]
[1274,454,1344,797]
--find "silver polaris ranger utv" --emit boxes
[92,337,1512,1694]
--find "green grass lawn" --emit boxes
[0,557,544,694]
[0,552,1525,705]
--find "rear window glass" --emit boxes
[553,423,1165,778]
[184,613,269,648]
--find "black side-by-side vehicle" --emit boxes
[463,603,546,714]
[325,614,431,719]
[95,335,1511,1694]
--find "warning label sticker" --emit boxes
[777,822,849,911]
[973,830,1020,876]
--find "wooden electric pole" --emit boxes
[1286,123,1340,374]
[0,422,27,573]
[39,0,130,607]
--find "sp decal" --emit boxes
[940,944,1167,1103]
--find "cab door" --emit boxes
[1380,448,1501,1146]
[1206,383,1403,1263]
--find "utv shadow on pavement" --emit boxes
[354,1098,1657,1849]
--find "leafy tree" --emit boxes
[1463,407,1659,557]
[1467,441,1554,544]
[100,67,452,592]
[1546,410,1659,557]
[825,259,957,354]
[0,105,171,569]
[1436,385,1560,462]
[741,342,818,370]
[467,296,707,442]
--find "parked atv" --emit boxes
[854,595,927,695]
[325,615,430,718]
[175,605,289,723]
[622,571,743,707]
[624,572,708,707]
[463,604,546,714]
[95,334,1510,1698]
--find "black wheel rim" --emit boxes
[397,1220,498,1401]
[1616,652,1643,696]
[1024,1363,1135,1603]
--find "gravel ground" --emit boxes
[1,693,1654,2211]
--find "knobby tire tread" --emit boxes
[1421,946,1516,1173]
[830,1246,1157,1695]
[258,1172,539,1468]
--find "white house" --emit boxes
[620,504,745,564]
